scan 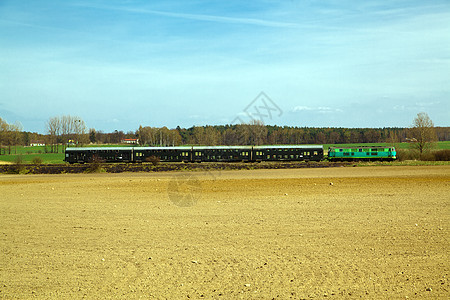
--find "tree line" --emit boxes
[138,123,448,146]
[76,115,450,147]
[1,113,449,155]
[0,118,23,154]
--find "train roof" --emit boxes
[65,146,192,151]
[328,146,395,149]
[254,145,323,149]
[65,147,131,151]
[65,145,324,151]
[192,146,252,150]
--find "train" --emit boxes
[64,145,396,164]
[64,145,324,164]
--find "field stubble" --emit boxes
[0,166,449,299]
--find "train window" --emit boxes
[314,151,318,155]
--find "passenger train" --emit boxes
[64,145,396,164]
[64,145,324,164]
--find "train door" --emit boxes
[194,151,202,162]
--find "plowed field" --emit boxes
[1,166,449,299]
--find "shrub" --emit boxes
[419,152,436,161]
[8,156,26,174]
[31,156,43,165]
[146,155,160,166]
[398,149,450,161]
[85,156,105,173]
[433,149,450,161]
[13,155,24,165]
[396,149,419,161]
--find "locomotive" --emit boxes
[327,146,396,161]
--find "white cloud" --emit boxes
[292,106,343,114]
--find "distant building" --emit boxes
[121,138,139,144]
[30,141,45,146]
[405,138,418,143]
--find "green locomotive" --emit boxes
[328,146,396,161]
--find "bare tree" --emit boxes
[0,117,8,155]
[410,112,437,155]
[204,126,220,145]
[61,115,87,144]
[0,119,24,154]
[138,126,151,145]
[10,122,23,154]
[46,115,87,152]
[169,129,182,146]
[89,128,97,143]
[192,126,206,145]
[248,119,267,145]
[46,117,61,153]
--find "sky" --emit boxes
[1,0,449,133]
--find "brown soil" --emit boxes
[0,161,350,174]
[0,166,449,299]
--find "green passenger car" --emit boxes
[328,146,396,161]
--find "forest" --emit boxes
[1,116,449,153]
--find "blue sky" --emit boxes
[1,0,449,133]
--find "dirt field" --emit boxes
[1,166,449,299]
